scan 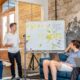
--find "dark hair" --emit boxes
[10,23,16,28]
[71,40,80,49]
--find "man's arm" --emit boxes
[20,41,25,44]
[3,34,13,47]
[4,43,13,47]
[20,40,27,44]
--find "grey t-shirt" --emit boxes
[3,33,20,53]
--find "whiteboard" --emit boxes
[26,20,66,52]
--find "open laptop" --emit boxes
[74,57,80,67]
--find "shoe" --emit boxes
[3,61,11,67]
[11,77,15,80]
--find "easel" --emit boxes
[25,3,39,71]
[28,52,39,70]
[23,34,27,80]
[23,34,39,80]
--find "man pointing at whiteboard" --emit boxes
[3,23,22,80]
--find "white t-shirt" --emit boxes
[3,32,20,53]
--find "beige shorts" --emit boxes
[58,63,73,72]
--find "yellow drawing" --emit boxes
[27,35,30,40]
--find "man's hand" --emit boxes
[20,41,25,45]
[8,44,13,47]
[5,43,13,47]
[65,43,72,52]
[20,40,28,45]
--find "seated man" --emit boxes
[43,40,80,80]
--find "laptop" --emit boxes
[74,57,80,67]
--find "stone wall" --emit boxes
[48,0,80,27]
[48,0,55,20]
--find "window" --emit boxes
[9,0,15,8]
[2,16,7,41]
[9,13,15,24]
[2,0,15,41]
[2,1,9,12]
[2,13,15,41]
[2,0,15,12]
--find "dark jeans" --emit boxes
[8,51,22,78]
[71,67,80,80]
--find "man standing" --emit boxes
[3,23,22,80]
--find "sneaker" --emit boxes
[11,77,15,80]
[3,61,11,67]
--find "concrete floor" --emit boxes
[2,66,40,80]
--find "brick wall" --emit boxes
[18,2,41,42]
[18,2,41,68]
[0,5,2,47]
